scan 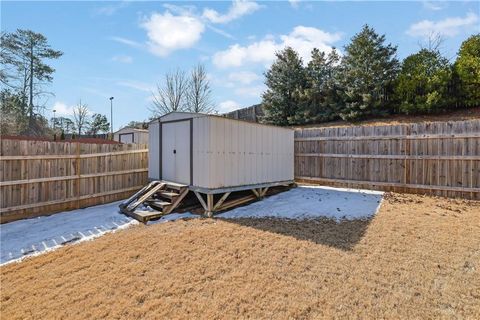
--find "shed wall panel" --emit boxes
[150,113,293,188]
[134,132,149,144]
[192,116,210,188]
[192,116,293,189]
[114,128,148,144]
[148,121,160,180]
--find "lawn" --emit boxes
[1,192,479,319]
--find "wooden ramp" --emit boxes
[119,181,189,223]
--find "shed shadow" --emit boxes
[221,217,372,251]
[217,186,383,251]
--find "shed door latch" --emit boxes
[173,149,176,154]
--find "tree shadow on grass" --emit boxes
[220,217,372,251]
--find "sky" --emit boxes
[2,0,479,130]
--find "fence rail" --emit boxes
[294,119,480,200]
[0,139,148,223]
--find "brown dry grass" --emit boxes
[1,193,479,319]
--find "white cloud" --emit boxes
[141,11,205,56]
[218,100,241,113]
[407,12,479,38]
[110,36,144,49]
[112,55,133,63]
[213,40,277,68]
[234,85,265,98]
[213,26,342,68]
[228,71,260,85]
[117,80,154,92]
[289,0,301,9]
[95,1,129,16]
[111,2,258,58]
[203,0,262,24]
[422,1,447,11]
[52,102,75,116]
[162,3,197,16]
[207,25,236,39]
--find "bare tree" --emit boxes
[72,100,89,135]
[186,64,216,113]
[150,69,188,116]
[418,32,445,52]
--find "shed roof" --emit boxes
[114,127,149,134]
[150,111,293,131]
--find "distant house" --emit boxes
[114,127,149,144]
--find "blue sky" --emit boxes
[2,1,479,130]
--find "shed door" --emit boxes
[162,121,190,184]
[119,133,134,143]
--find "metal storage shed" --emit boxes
[114,127,149,144]
[121,112,294,222]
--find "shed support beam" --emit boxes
[194,191,208,211]
[213,192,231,211]
[206,194,214,217]
[260,187,269,197]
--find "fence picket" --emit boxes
[1,140,148,223]
[294,119,480,200]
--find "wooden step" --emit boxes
[120,181,160,208]
[147,200,172,208]
[120,181,189,223]
[128,210,165,223]
[127,183,165,211]
[146,200,171,211]
[161,181,188,190]
[159,191,179,199]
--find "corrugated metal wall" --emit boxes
[134,131,149,144]
[193,116,293,189]
[148,121,160,180]
[148,113,294,189]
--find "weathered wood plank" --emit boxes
[0,140,149,222]
[294,119,480,200]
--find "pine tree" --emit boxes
[299,48,343,123]
[1,30,63,133]
[339,25,399,120]
[261,47,307,125]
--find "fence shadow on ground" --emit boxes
[221,217,372,251]
[217,186,383,251]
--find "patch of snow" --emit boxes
[218,185,384,221]
[0,200,201,266]
[0,185,382,265]
[0,201,138,265]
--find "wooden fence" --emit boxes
[295,119,480,200]
[0,139,148,223]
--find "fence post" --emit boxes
[76,142,81,209]
[404,125,411,192]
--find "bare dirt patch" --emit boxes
[1,193,479,319]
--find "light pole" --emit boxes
[53,109,56,130]
[109,96,114,138]
[52,109,57,140]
